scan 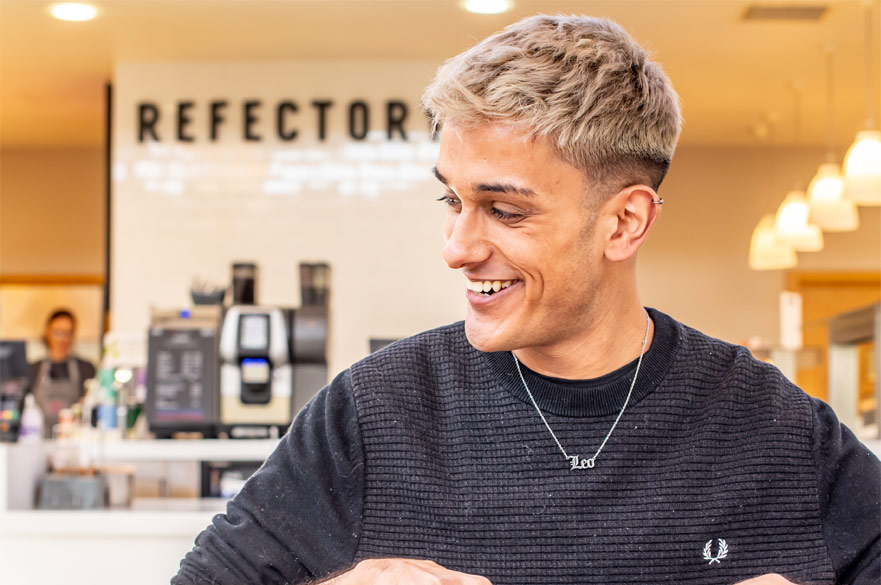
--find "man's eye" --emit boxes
[436,194,460,208]
[490,206,525,222]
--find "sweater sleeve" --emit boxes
[810,398,880,585]
[172,369,365,585]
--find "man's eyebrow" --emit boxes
[432,167,535,197]
[474,182,536,197]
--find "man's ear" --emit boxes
[602,185,662,262]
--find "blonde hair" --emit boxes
[422,14,682,192]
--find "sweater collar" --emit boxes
[481,308,681,417]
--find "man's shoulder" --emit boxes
[667,313,813,425]
[671,314,794,387]
[345,321,486,393]
[650,308,777,389]
[357,321,470,366]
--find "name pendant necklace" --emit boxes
[512,311,651,471]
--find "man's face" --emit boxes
[436,121,611,353]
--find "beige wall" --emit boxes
[0,147,104,275]
[0,147,105,356]
[640,144,881,346]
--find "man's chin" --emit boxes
[463,319,515,353]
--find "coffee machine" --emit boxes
[217,261,330,437]
[218,306,293,434]
[145,261,330,438]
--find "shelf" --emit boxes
[0,505,218,537]
[91,438,280,462]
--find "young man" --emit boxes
[174,15,879,585]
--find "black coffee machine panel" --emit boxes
[286,305,329,416]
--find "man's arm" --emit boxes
[173,370,364,585]
[811,398,881,585]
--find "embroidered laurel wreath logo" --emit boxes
[703,539,729,564]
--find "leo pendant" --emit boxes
[567,455,595,470]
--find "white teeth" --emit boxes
[466,280,515,294]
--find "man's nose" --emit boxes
[442,211,491,269]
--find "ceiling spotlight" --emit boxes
[463,0,513,15]
[50,3,98,22]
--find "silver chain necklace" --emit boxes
[511,311,651,471]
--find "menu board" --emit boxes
[146,326,218,431]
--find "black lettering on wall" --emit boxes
[243,100,262,141]
[135,98,425,143]
[386,101,408,141]
[210,101,228,141]
[348,101,369,141]
[138,103,160,142]
[177,101,195,142]
[277,101,298,141]
[311,100,333,141]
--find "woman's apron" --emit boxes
[33,358,81,438]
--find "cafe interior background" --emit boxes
[0,1,879,584]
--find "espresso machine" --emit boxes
[218,305,293,434]
[145,261,330,438]
[217,261,330,437]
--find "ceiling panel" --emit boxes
[0,0,878,148]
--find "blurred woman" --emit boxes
[28,308,96,435]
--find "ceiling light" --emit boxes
[775,190,824,252]
[807,163,858,232]
[50,3,97,22]
[805,48,858,231]
[749,215,797,271]
[843,3,881,206]
[843,130,881,206]
[463,0,512,15]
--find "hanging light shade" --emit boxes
[750,215,797,270]
[843,130,881,206]
[807,163,859,232]
[775,190,824,251]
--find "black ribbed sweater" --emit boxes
[174,309,880,585]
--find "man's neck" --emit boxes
[49,351,70,363]
[512,302,653,380]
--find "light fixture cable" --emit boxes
[841,1,881,206]
[806,45,858,233]
[825,46,836,162]
[863,3,875,130]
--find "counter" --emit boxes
[0,439,278,585]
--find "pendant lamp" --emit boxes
[808,163,859,231]
[807,48,859,231]
[843,5,881,206]
[750,215,797,270]
[775,190,824,252]
[843,131,881,205]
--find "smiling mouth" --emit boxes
[466,280,516,296]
